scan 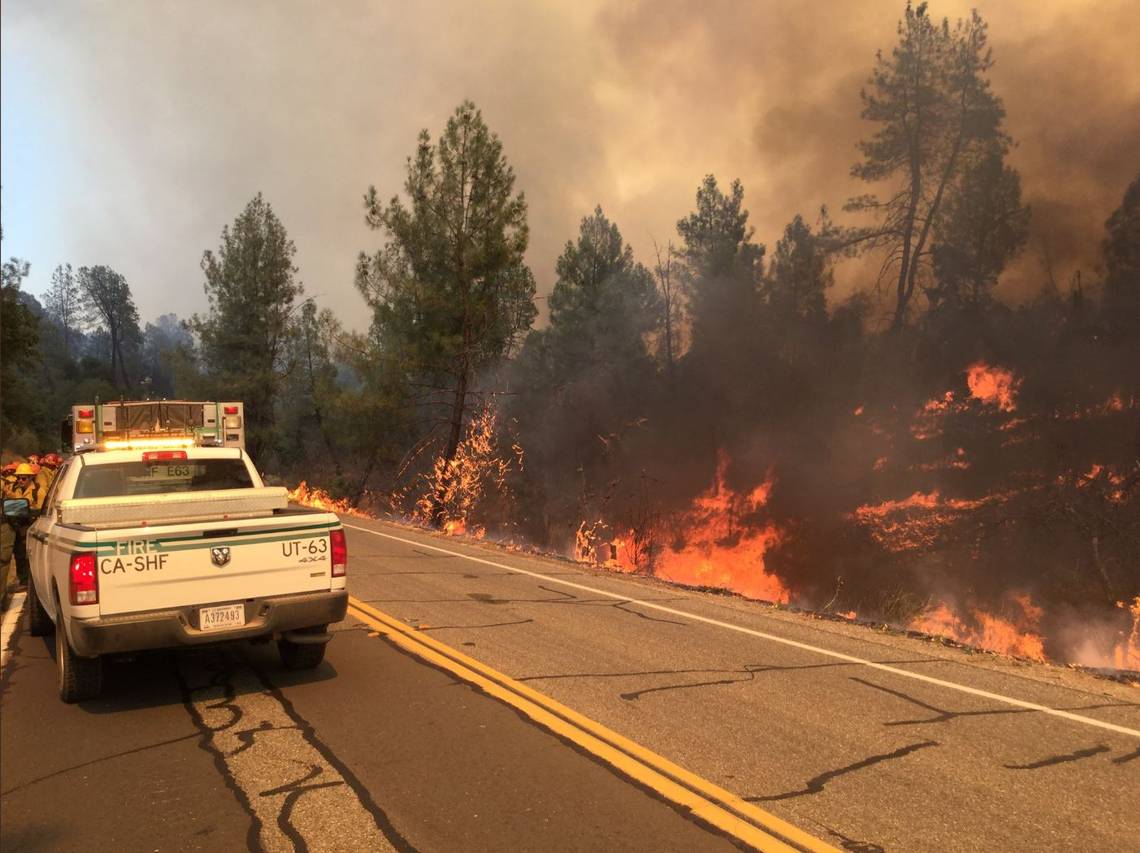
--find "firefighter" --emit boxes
[1,461,18,492]
[1,464,19,588]
[2,463,40,589]
[36,452,61,494]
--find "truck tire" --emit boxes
[27,579,54,637]
[278,633,327,670]
[56,618,102,703]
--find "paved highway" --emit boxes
[3,516,1138,851]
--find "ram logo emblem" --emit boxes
[211,546,232,567]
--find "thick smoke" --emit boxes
[4,1,1137,323]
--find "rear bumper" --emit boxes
[68,589,348,657]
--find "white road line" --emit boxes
[1,593,27,671]
[344,523,1140,739]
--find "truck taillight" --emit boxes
[142,450,188,462]
[77,409,94,418]
[76,420,94,434]
[223,405,239,415]
[69,553,99,605]
[330,529,347,577]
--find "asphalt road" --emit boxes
[3,517,1138,851]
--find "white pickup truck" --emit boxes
[25,445,348,702]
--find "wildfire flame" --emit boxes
[852,490,1010,553]
[1114,597,1140,672]
[415,405,510,537]
[653,453,790,603]
[910,595,1046,661]
[288,481,373,519]
[966,361,1019,412]
[574,521,646,572]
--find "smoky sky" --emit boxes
[2,0,1137,329]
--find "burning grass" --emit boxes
[909,596,1046,661]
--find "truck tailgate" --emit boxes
[93,517,339,615]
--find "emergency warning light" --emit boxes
[63,401,246,454]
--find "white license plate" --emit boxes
[199,603,246,632]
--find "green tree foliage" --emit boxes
[539,206,659,381]
[760,213,842,374]
[929,147,1029,309]
[1101,172,1140,341]
[672,175,767,439]
[676,175,764,353]
[651,240,683,380]
[78,265,141,390]
[1,252,41,447]
[194,193,303,466]
[279,301,343,481]
[764,214,834,328]
[44,263,81,358]
[848,3,1007,330]
[356,100,537,524]
[140,314,193,397]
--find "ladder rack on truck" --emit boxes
[62,400,245,453]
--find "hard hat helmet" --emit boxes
[15,463,37,476]
[2,462,18,475]
[41,453,62,468]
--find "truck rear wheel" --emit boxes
[27,580,54,637]
[278,630,327,670]
[56,619,102,703]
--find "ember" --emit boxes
[415,405,513,534]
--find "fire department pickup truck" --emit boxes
[26,408,347,702]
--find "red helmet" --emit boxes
[2,462,18,475]
[41,453,62,468]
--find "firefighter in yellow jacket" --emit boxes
[2,463,41,588]
[36,453,61,495]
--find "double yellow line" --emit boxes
[347,596,836,853]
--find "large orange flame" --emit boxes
[653,453,790,603]
[910,595,1046,661]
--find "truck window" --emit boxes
[73,459,254,498]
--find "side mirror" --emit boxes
[2,498,31,520]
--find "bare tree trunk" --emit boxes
[430,363,469,528]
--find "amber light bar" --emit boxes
[102,437,197,450]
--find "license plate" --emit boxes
[199,603,246,632]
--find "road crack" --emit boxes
[748,740,939,802]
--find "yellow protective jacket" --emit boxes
[35,466,56,498]
[6,478,43,511]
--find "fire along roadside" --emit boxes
[341,522,1140,741]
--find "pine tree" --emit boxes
[194,193,302,465]
[356,100,537,526]
[78,265,141,390]
[848,3,1007,330]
